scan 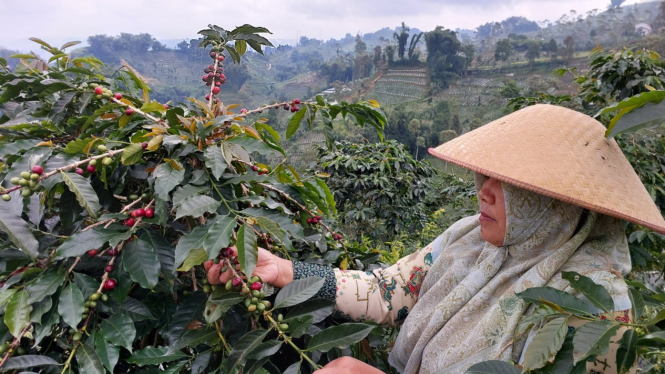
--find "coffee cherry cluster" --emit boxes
[332,233,343,241]
[5,165,44,200]
[203,51,226,103]
[307,215,322,225]
[250,164,269,175]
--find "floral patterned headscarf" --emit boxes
[389,174,631,374]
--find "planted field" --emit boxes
[365,67,428,105]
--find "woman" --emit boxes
[206,105,665,373]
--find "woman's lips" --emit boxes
[479,211,496,222]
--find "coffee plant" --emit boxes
[0,24,390,374]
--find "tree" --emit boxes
[424,26,464,88]
[548,38,558,60]
[407,32,424,62]
[385,45,395,65]
[373,45,382,70]
[0,26,392,374]
[354,34,367,55]
[525,41,541,68]
[500,80,521,98]
[176,40,189,52]
[394,22,410,60]
[562,35,575,61]
[494,39,513,62]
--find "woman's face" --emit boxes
[478,177,506,247]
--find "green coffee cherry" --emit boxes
[89,301,97,308]
[16,347,26,355]
[212,258,220,264]
[221,266,227,272]
[20,172,30,179]
[225,280,233,291]
[202,279,209,285]
[84,301,91,308]
[252,290,261,298]
[97,145,107,152]
[69,329,76,335]
[129,194,139,200]
[10,177,20,185]
[96,94,103,100]
[30,173,39,180]
[89,159,97,166]
[257,303,265,312]
[244,298,252,307]
[18,179,28,186]
[90,293,101,301]
[202,285,211,293]
[279,323,289,332]
[277,314,283,322]
[141,193,150,201]
[102,157,112,166]
[21,188,32,198]
[250,275,261,283]
[81,313,89,319]
[248,304,257,312]
[2,194,10,202]
[101,294,108,302]
[72,333,82,342]
[251,297,258,304]
[28,180,38,189]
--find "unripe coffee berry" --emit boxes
[10,177,20,185]
[89,159,97,166]
[2,194,10,202]
[248,304,256,312]
[90,293,101,301]
[101,294,108,302]
[102,157,112,166]
[97,145,107,152]
[202,285,211,293]
[72,333,83,341]
[30,173,39,180]
[20,171,30,179]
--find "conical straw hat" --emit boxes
[428,104,665,234]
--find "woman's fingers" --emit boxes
[206,262,225,285]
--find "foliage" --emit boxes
[499,80,521,99]
[424,26,468,89]
[312,141,440,244]
[0,27,395,374]
[494,39,513,62]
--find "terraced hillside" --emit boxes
[365,67,429,105]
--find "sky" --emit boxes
[0,0,650,52]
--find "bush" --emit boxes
[0,25,394,374]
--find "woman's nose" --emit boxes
[479,181,495,205]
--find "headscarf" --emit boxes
[389,174,632,374]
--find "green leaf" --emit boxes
[1,355,58,370]
[204,145,227,179]
[246,340,282,361]
[75,342,105,374]
[177,247,207,272]
[628,288,644,322]
[142,231,175,280]
[58,282,84,328]
[57,227,125,258]
[122,238,161,289]
[30,295,52,323]
[209,292,245,308]
[465,361,521,374]
[175,195,221,220]
[287,315,315,338]
[203,300,225,325]
[63,137,92,154]
[26,268,66,303]
[128,346,187,366]
[283,361,301,374]
[4,290,32,337]
[275,277,324,309]
[561,271,614,314]
[99,314,136,352]
[121,144,144,165]
[61,172,101,219]
[140,101,167,113]
[286,107,307,139]
[284,298,335,324]
[522,316,569,371]
[153,162,185,201]
[167,328,218,355]
[0,289,16,310]
[551,331,586,374]
[516,287,595,316]
[0,208,39,258]
[616,329,637,374]
[94,331,120,373]
[572,321,620,363]
[225,329,269,372]
[236,223,258,276]
[174,224,210,270]
[172,184,209,208]
[306,323,375,352]
[235,40,248,55]
[254,216,283,242]
[203,216,236,259]
[517,305,563,334]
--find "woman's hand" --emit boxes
[204,247,293,288]
[314,357,384,374]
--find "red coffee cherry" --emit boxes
[87,249,98,257]
[250,282,262,291]
[31,165,43,175]
[124,218,135,227]
[103,279,117,291]
[105,265,114,273]
[144,209,154,218]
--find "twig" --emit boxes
[110,97,169,128]
[2,149,124,195]
[0,324,32,369]
[67,257,81,274]
[191,268,198,291]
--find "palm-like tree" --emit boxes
[393,22,410,60]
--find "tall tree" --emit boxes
[424,26,464,88]
[562,35,575,61]
[407,32,424,62]
[525,41,541,68]
[494,39,512,62]
[394,22,410,60]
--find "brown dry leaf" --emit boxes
[186,320,205,330]
[37,140,54,147]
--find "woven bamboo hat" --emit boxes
[428,104,665,234]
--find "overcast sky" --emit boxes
[0,0,649,52]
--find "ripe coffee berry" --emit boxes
[94,87,103,95]
[141,142,148,149]
[103,279,117,291]
[205,94,210,101]
[217,55,225,62]
[124,218,135,227]
[31,165,43,175]
[107,249,119,256]
[212,87,220,95]
[125,108,133,116]
[105,265,114,273]
[114,93,122,100]
[231,277,243,287]
[131,208,145,218]
[201,75,208,82]
[291,105,300,113]
[250,282,262,291]
[240,108,247,114]
[283,105,290,111]
[87,249,98,257]
[75,167,84,175]
[87,164,96,173]
[144,208,154,218]
[251,165,259,172]
[294,99,301,104]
